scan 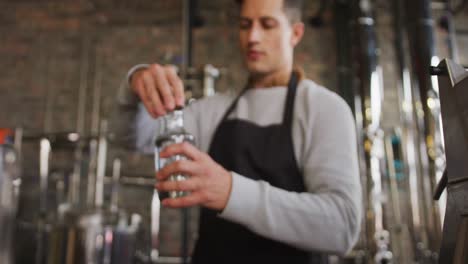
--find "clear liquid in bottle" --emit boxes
[155,108,195,198]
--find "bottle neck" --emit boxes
[164,110,184,133]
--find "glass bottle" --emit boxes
[155,107,195,198]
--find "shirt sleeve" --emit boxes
[219,93,362,256]
[109,65,160,154]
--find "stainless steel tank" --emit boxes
[45,207,142,264]
[40,147,144,264]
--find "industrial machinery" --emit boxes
[432,59,468,264]
[335,0,449,263]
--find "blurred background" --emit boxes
[1,0,468,263]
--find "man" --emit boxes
[117,0,362,263]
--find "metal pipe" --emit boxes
[404,0,444,259]
[334,0,355,112]
[36,138,51,264]
[0,139,21,264]
[334,0,369,261]
[110,158,121,213]
[39,138,51,218]
[14,127,22,159]
[203,64,220,97]
[151,190,161,263]
[350,0,393,262]
[36,33,52,264]
[156,256,189,264]
[152,111,162,264]
[95,120,108,208]
[391,0,431,261]
[42,39,53,134]
[443,11,460,64]
[113,175,156,187]
[69,36,92,206]
[77,36,90,136]
[88,47,103,207]
[87,139,98,206]
[384,130,412,263]
[69,154,81,205]
[91,48,102,136]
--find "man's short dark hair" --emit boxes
[235,0,304,23]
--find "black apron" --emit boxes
[192,72,327,264]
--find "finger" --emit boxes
[135,78,157,118]
[137,80,160,118]
[156,159,198,181]
[130,70,143,94]
[161,192,203,208]
[165,65,185,107]
[144,78,166,117]
[156,178,199,192]
[142,72,166,116]
[151,64,175,111]
[159,142,201,161]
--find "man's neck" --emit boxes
[249,67,292,89]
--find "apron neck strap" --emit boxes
[282,71,299,128]
[219,83,250,122]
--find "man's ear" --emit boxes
[291,22,305,47]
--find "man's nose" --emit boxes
[247,24,262,43]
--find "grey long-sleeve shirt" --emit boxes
[114,78,362,255]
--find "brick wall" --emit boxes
[0,0,467,263]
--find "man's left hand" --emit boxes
[155,142,232,211]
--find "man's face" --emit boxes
[238,0,302,76]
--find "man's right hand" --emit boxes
[130,64,185,118]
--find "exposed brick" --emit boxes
[1,1,467,263]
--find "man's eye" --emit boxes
[239,21,251,29]
[262,19,278,29]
